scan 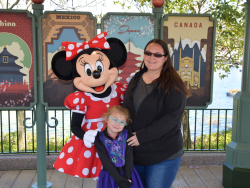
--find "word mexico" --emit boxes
[56,15,81,20]
[174,22,202,28]
[0,20,16,27]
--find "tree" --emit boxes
[114,0,246,78]
[0,0,106,11]
[0,0,33,9]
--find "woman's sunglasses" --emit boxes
[144,51,167,58]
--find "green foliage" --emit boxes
[47,135,71,152]
[0,132,36,153]
[0,132,70,153]
[186,128,232,150]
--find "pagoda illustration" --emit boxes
[171,39,205,90]
[118,39,141,83]
[0,44,29,93]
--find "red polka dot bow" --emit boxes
[61,31,110,61]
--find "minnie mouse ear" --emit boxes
[51,51,74,80]
[106,38,127,67]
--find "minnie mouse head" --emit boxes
[51,32,127,94]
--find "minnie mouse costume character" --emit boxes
[52,32,128,178]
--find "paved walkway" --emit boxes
[0,166,224,188]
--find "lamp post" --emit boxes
[223,0,250,187]
[152,0,165,38]
[31,0,52,187]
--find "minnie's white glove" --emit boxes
[83,129,101,148]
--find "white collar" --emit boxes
[84,84,117,103]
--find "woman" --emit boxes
[123,39,191,188]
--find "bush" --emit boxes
[190,128,232,150]
[0,132,70,153]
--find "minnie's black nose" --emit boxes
[93,70,101,79]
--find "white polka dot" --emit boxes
[73,98,79,104]
[75,136,79,140]
[81,98,85,104]
[68,44,74,50]
[77,49,83,54]
[66,51,72,57]
[121,94,124,100]
[75,93,79,96]
[82,168,89,176]
[92,167,96,174]
[123,84,127,88]
[92,40,98,43]
[68,146,73,153]
[101,166,103,170]
[76,105,79,110]
[67,138,72,143]
[84,106,87,113]
[59,152,65,159]
[84,44,89,49]
[84,150,91,158]
[106,104,110,108]
[75,175,79,177]
[98,33,104,38]
[104,42,109,49]
[87,122,91,129]
[67,158,73,165]
[97,122,104,129]
[77,43,82,47]
[96,152,99,158]
[121,88,125,91]
[58,168,64,172]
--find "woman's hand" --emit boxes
[127,132,140,146]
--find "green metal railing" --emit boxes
[0,108,232,154]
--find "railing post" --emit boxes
[223,0,250,187]
[32,1,52,188]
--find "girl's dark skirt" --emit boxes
[97,167,145,188]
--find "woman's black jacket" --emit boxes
[123,68,187,165]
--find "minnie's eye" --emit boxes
[84,64,92,76]
[96,61,104,73]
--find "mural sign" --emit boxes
[0,11,36,109]
[102,14,156,83]
[40,12,96,108]
[162,15,216,108]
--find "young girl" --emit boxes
[95,105,145,188]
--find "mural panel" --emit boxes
[41,12,96,107]
[163,15,216,108]
[103,14,155,83]
[0,12,35,108]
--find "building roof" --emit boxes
[0,46,18,60]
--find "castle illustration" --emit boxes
[171,39,206,90]
[0,44,29,93]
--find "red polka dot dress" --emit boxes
[53,83,127,178]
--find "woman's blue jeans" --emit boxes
[134,157,181,188]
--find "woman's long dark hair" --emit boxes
[140,39,191,97]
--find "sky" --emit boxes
[43,0,143,15]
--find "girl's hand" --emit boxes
[128,179,131,183]
[127,132,140,146]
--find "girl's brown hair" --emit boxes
[141,39,191,97]
[103,105,132,126]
